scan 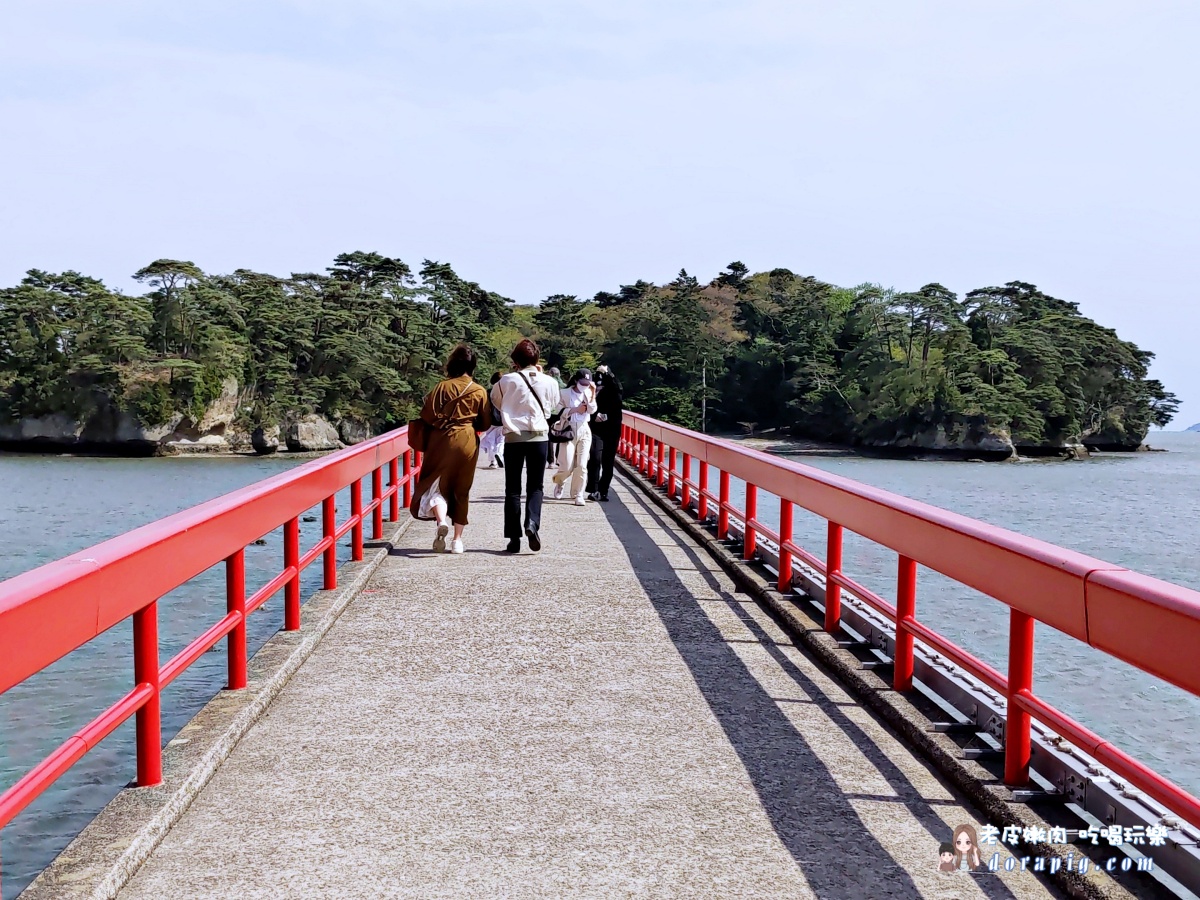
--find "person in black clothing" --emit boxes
[586,365,623,501]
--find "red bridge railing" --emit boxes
[4,413,1200,890]
[619,413,1200,838]
[0,428,422,890]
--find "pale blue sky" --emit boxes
[2,1,1197,426]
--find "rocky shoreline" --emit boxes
[0,378,378,459]
[724,428,1155,462]
[0,412,360,458]
[0,387,1157,462]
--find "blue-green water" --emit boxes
[2,435,1199,897]
[0,454,364,899]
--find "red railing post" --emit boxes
[894,555,918,691]
[284,518,300,631]
[778,499,793,592]
[638,433,647,474]
[698,461,709,521]
[351,478,364,562]
[681,453,691,509]
[1005,609,1035,786]
[744,484,758,559]
[718,470,731,539]
[668,447,678,499]
[656,441,666,487]
[402,451,412,508]
[372,466,384,540]
[226,549,247,687]
[388,457,400,522]
[322,495,337,590]
[825,522,844,632]
[133,603,162,786]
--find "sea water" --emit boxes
[1,435,1198,897]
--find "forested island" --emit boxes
[0,254,1179,459]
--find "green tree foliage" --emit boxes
[532,294,591,369]
[601,270,727,429]
[0,270,153,421]
[564,270,1177,449]
[0,257,1178,451]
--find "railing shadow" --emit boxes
[602,481,1026,899]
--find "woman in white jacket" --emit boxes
[490,339,563,553]
[552,369,598,505]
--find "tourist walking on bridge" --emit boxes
[481,370,506,468]
[491,339,562,553]
[552,369,597,506]
[586,364,624,502]
[545,366,566,469]
[409,345,492,554]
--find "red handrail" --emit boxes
[619,413,1200,830]
[0,428,422,884]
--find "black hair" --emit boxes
[489,370,503,385]
[446,344,478,378]
[939,843,954,855]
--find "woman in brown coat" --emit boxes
[409,345,492,553]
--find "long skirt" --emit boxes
[409,425,481,526]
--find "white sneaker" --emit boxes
[433,523,448,553]
[450,538,464,554]
[574,495,586,506]
[553,483,565,500]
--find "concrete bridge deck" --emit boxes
[113,466,1060,900]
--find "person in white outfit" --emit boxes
[552,369,598,506]
[490,339,563,553]
[481,370,506,468]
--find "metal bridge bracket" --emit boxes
[984,713,1005,743]
[1063,773,1088,805]
[961,747,1003,761]
[1011,789,1064,804]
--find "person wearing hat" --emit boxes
[552,368,598,505]
[586,364,624,501]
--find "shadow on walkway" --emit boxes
[603,480,1026,900]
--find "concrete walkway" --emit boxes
[118,465,1061,899]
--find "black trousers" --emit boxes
[547,415,562,465]
[504,441,548,538]
[586,426,620,496]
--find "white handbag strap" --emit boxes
[516,371,548,428]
